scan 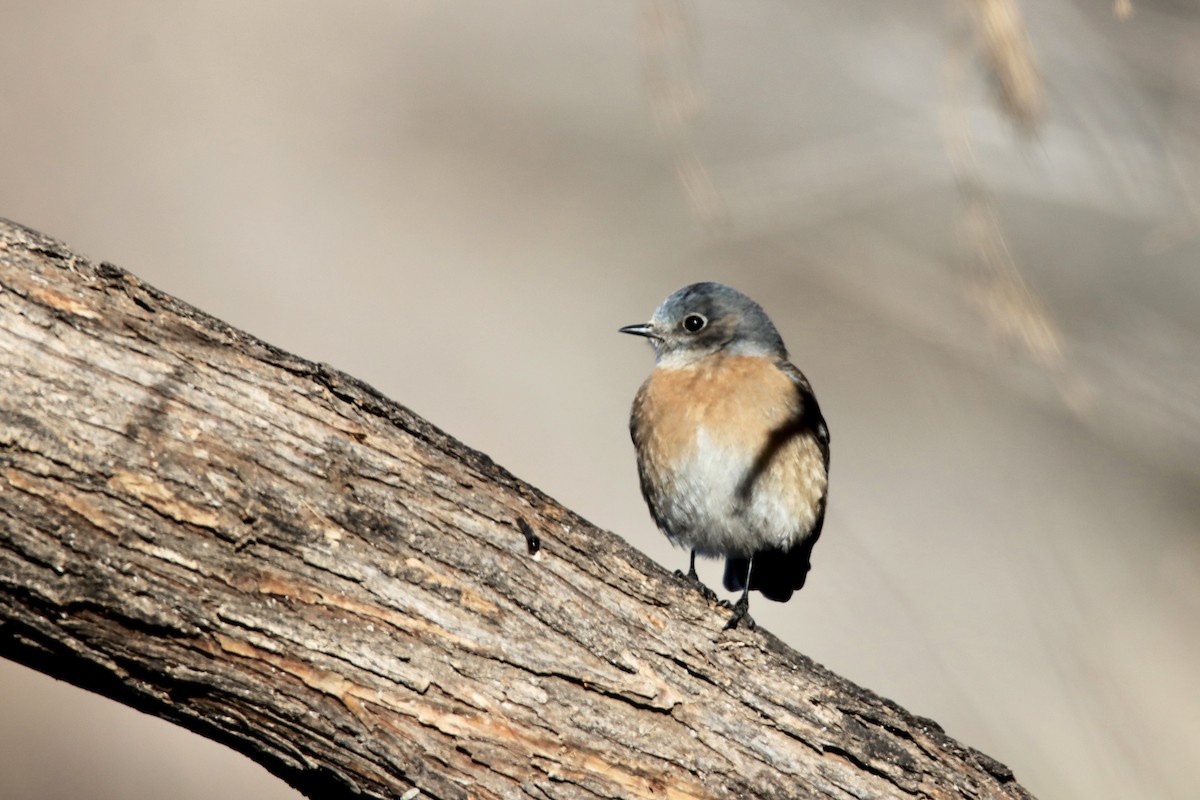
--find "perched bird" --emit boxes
[620,282,830,629]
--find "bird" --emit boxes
[620,282,830,630]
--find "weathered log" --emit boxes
[0,217,1033,799]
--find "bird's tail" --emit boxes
[723,539,817,603]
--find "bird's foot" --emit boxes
[673,567,719,603]
[722,595,755,631]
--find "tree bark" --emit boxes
[0,216,1033,800]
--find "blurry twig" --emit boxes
[942,0,1066,374]
[640,0,727,224]
[971,0,1043,131]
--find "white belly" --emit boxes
[658,428,822,558]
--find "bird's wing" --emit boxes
[776,359,830,467]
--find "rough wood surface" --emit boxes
[0,217,1034,799]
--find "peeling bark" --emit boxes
[0,217,1034,799]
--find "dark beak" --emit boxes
[619,323,655,338]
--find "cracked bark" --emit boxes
[0,217,1035,800]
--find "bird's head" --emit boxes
[620,282,786,367]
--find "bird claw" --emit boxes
[673,567,719,603]
[722,596,755,631]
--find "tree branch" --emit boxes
[0,217,1033,799]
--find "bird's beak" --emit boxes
[619,322,656,338]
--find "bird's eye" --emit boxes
[682,313,707,333]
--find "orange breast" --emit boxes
[634,355,799,457]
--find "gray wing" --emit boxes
[777,359,830,469]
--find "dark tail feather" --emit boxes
[723,537,819,603]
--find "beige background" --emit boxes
[2,2,1198,799]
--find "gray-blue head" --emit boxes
[620,282,786,366]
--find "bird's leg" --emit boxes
[674,550,718,602]
[722,556,756,631]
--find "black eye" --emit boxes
[682,313,707,333]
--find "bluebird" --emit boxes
[621,282,830,629]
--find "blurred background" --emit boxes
[1,1,1197,798]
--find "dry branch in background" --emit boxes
[0,218,1034,799]
[942,0,1067,380]
[968,0,1043,131]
